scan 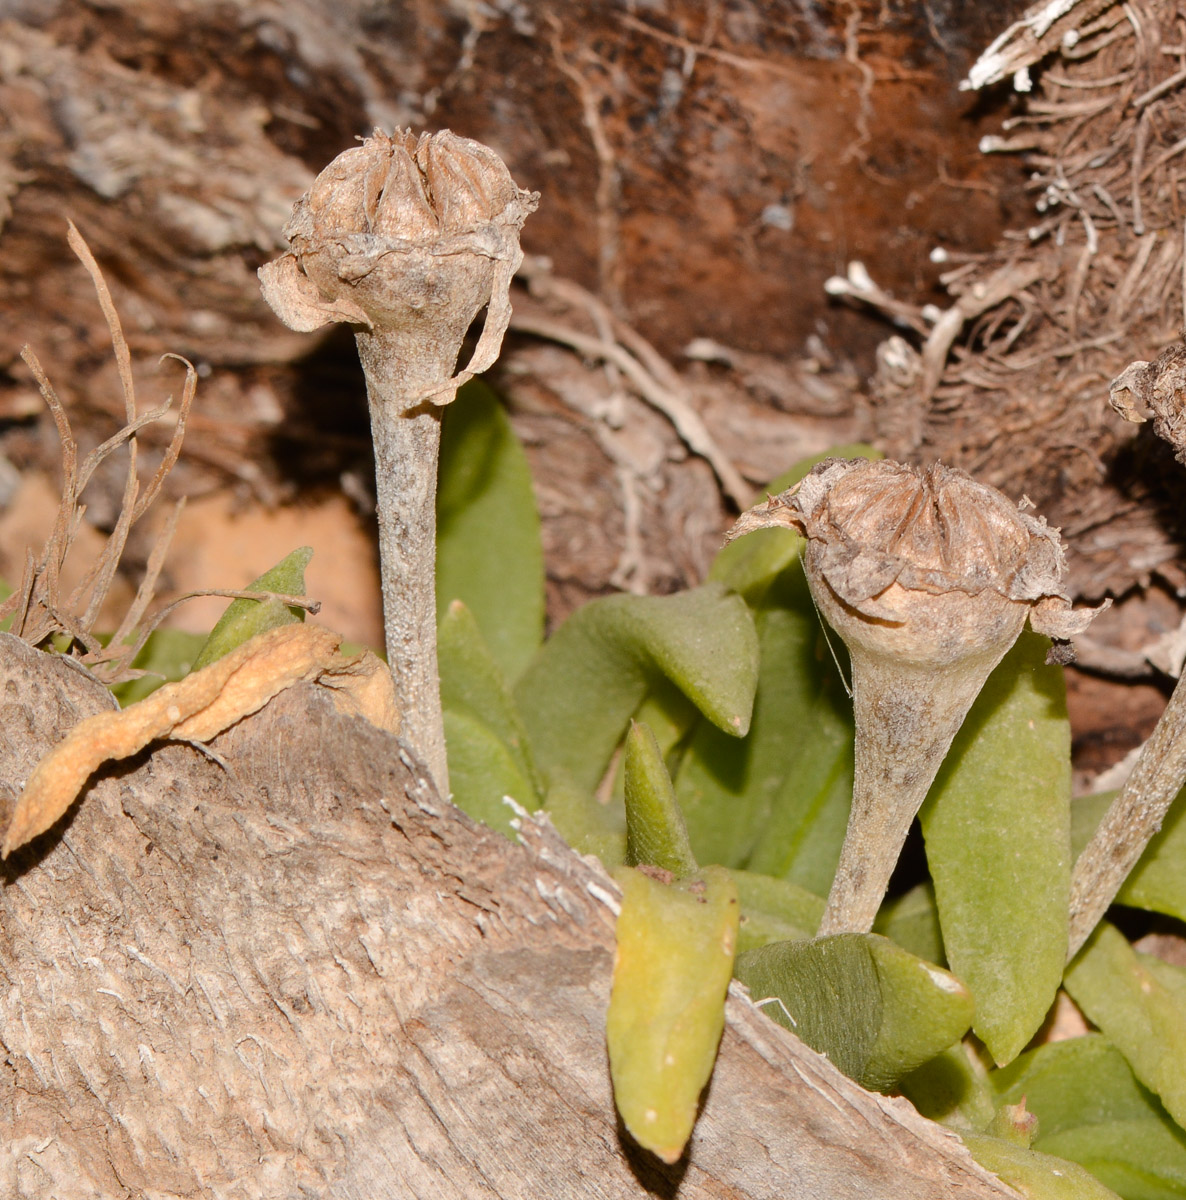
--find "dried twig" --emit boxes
[4,224,296,687]
[513,260,752,509]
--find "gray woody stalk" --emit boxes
[730,458,1099,935]
[260,130,537,797]
[1064,346,1186,957]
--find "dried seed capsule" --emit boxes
[259,130,537,797]
[1108,341,1186,465]
[730,458,1100,935]
[260,129,537,403]
[1068,343,1186,955]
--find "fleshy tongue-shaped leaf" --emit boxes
[607,865,739,1163]
[514,582,759,797]
[189,546,312,672]
[623,720,697,876]
[921,629,1072,1066]
[734,932,973,1092]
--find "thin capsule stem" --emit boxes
[356,329,461,799]
[818,649,1007,935]
[1067,671,1186,959]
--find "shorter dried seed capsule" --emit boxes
[1068,344,1186,955]
[1108,341,1186,465]
[729,458,1101,935]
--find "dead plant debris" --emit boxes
[0,223,321,687]
[0,623,399,857]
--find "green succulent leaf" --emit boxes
[989,1034,1186,1200]
[189,546,313,672]
[734,932,972,1091]
[513,582,759,798]
[708,525,802,605]
[442,709,537,837]
[437,379,545,684]
[623,720,698,876]
[920,629,1071,1066]
[992,1033,1170,1132]
[873,882,945,966]
[109,628,209,706]
[737,935,877,1083]
[438,600,543,835]
[676,565,853,881]
[540,774,626,865]
[961,1133,1123,1200]
[1039,1125,1186,1200]
[438,600,628,859]
[1073,786,1186,925]
[899,1044,997,1132]
[862,941,974,1092]
[1064,923,1186,1133]
[606,677,700,813]
[607,865,739,1164]
[728,869,824,953]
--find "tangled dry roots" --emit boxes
[865,0,1186,601]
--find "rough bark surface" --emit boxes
[0,633,1017,1198]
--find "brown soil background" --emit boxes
[0,0,1176,778]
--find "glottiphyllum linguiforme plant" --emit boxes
[259,129,537,796]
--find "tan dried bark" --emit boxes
[0,633,1019,1198]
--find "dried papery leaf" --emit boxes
[2,625,342,856]
[0,548,37,631]
[130,355,197,524]
[16,345,78,643]
[66,220,135,424]
[317,649,401,736]
[105,497,184,653]
[258,252,372,332]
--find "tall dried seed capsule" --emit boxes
[729,458,1100,935]
[260,130,538,797]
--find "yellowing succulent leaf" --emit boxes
[606,865,738,1163]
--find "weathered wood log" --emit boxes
[0,633,1017,1198]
